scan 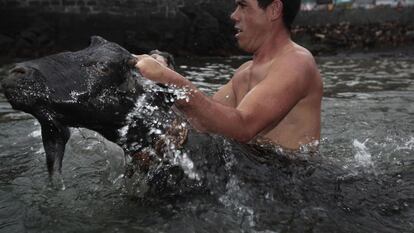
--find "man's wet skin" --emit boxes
[213,43,322,150]
[135,0,323,151]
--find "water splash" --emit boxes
[117,95,148,143]
[396,136,414,150]
[218,140,258,229]
[353,139,374,168]
[116,73,202,185]
[219,175,256,228]
[49,173,66,191]
[172,150,200,180]
[222,138,237,170]
[29,128,41,138]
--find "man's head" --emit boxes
[231,0,301,52]
[256,0,301,30]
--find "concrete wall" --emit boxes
[0,0,413,58]
[297,6,414,25]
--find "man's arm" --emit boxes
[212,61,251,107]
[136,55,310,142]
[211,81,236,107]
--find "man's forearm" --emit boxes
[176,90,255,142]
[144,65,257,142]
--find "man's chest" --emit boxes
[232,64,269,104]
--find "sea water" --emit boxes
[0,52,413,233]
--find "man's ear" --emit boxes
[269,0,283,21]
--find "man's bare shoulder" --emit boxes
[285,44,317,71]
[294,44,321,79]
[288,44,323,97]
[234,60,252,74]
[270,44,319,81]
[264,43,322,99]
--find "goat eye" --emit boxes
[100,66,109,73]
[95,62,110,75]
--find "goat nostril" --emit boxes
[9,66,27,75]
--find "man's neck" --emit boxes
[252,26,292,64]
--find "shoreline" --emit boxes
[1,44,413,66]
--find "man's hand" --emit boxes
[134,54,168,83]
[134,52,192,92]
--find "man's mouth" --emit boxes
[235,27,243,38]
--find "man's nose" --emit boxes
[230,9,239,22]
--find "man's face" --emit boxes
[230,0,271,53]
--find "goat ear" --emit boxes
[89,36,108,47]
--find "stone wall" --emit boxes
[0,0,237,57]
[0,0,413,58]
[293,7,414,53]
[1,0,221,16]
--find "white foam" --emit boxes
[29,129,41,138]
[353,139,374,167]
[396,136,414,150]
[173,151,200,181]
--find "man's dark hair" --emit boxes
[257,0,301,30]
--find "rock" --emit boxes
[0,34,14,47]
[406,31,414,40]
[315,33,326,39]
[376,30,383,36]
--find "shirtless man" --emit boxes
[135,0,323,150]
